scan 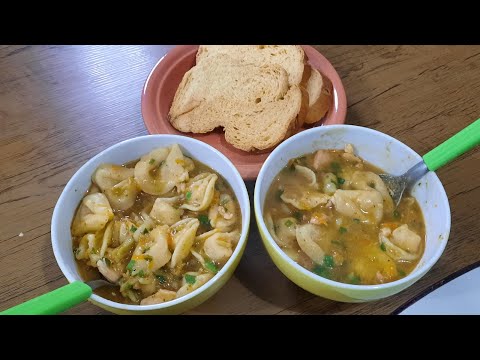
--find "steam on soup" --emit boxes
[264,144,425,285]
[71,144,241,305]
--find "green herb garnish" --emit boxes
[199,214,211,226]
[130,225,137,233]
[312,264,331,279]
[347,273,361,285]
[144,255,153,261]
[393,210,400,219]
[323,255,335,268]
[398,269,406,277]
[156,275,166,284]
[285,219,294,227]
[185,274,196,284]
[353,218,360,223]
[126,260,136,272]
[185,191,192,200]
[205,260,218,274]
[138,270,145,278]
[380,242,386,251]
[142,228,149,235]
[149,158,155,165]
[339,227,347,234]
[293,211,302,221]
[337,177,345,185]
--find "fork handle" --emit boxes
[423,118,480,172]
[0,281,92,315]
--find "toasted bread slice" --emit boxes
[304,68,333,124]
[196,45,306,86]
[169,54,290,122]
[171,87,303,152]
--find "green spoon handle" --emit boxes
[423,118,480,172]
[0,281,92,315]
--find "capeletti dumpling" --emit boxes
[134,144,194,195]
[72,143,242,305]
[93,164,138,211]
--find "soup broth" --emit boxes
[264,144,425,285]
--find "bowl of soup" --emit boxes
[254,125,450,302]
[52,135,250,314]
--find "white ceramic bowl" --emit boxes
[254,125,451,302]
[52,135,250,314]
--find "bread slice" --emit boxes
[304,67,333,124]
[171,88,303,152]
[169,54,290,122]
[169,54,303,151]
[196,45,306,86]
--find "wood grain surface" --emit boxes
[0,45,478,315]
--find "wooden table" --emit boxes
[1,45,479,315]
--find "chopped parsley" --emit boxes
[285,219,294,227]
[185,191,192,200]
[293,211,302,221]
[156,275,166,284]
[347,273,361,285]
[130,225,137,233]
[380,242,387,251]
[198,214,211,226]
[149,158,155,165]
[339,227,347,234]
[126,260,136,272]
[185,274,196,284]
[205,260,218,274]
[323,255,335,268]
[312,264,331,279]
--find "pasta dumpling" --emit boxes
[181,173,218,211]
[72,193,114,236]
[208,193,237,231]
[93,164,138,210]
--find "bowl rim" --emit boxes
[254,124,451,292]
[51,134,251,312]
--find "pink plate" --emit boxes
[141,45,347,180]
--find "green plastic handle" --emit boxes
[423,118,480,171]
[0,281,92,315]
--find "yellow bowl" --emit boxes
[52,135,250,314]
[254,125,451,302]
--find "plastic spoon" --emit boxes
[0,279,114,315]
[379,118,480,207]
